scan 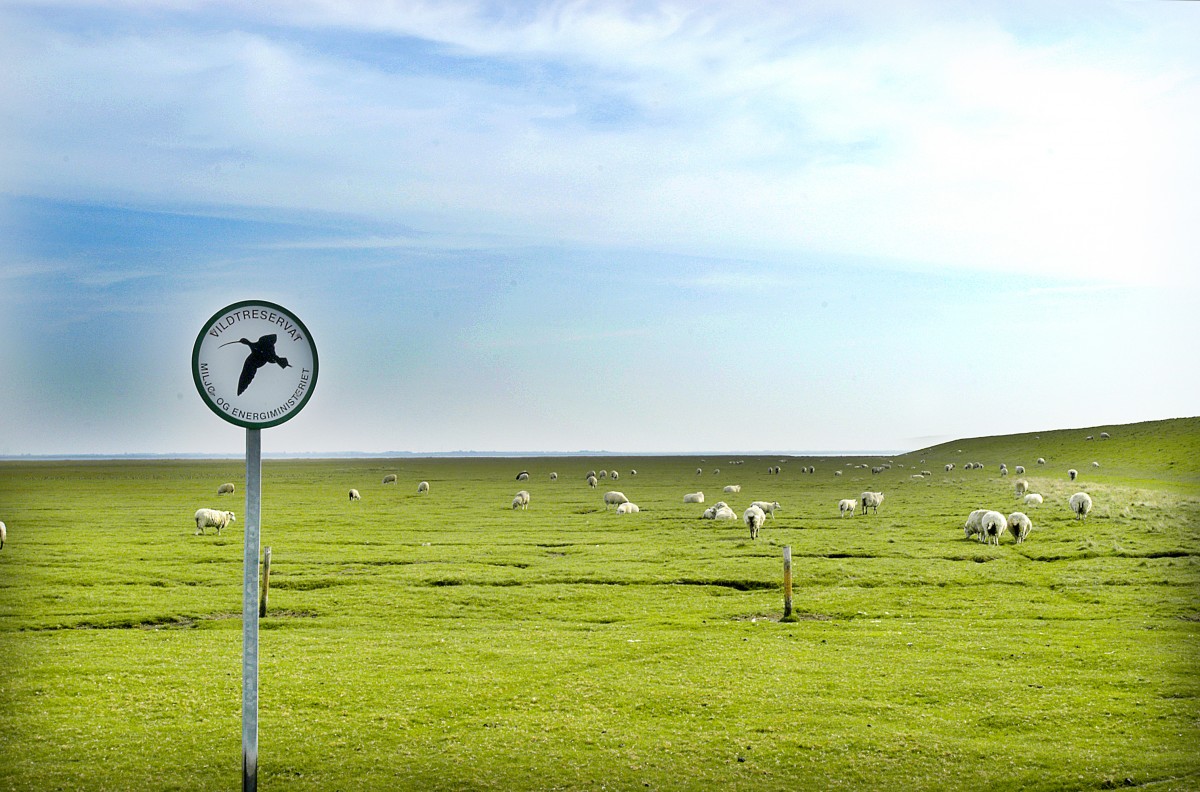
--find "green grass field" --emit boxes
[1,418,1198,790]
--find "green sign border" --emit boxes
[192,299,319,429]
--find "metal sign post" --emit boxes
[193,301,318,792]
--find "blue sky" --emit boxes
[2,0,1198,456]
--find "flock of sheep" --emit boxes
[184,434,1105,545]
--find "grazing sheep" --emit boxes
[701,506,717,519]
[838,498,857,517]
[1000,468,1009,476]
[774,466,782,474]
[630,470,638,476]
[586,470,596,479]
[599,470,608,479]
[713,505,737,520]
[713,468,720,475]
[1068,469,1078,481]
[871,466,884,475]
[1037,458,1046,465]
[683,492,705,504]
[349,489,361,501]
[750,501,781,519]
[417,481,430,494]
[835,470,843,476]
[744,505,766,539]
[860,491,885,515]
[1007,512,1032,543]
[911,474,924,480]
[616,502,640,515]
[603,491,629,509]
[382,474,397,485]
[0,520,6,550]
[1092,461,1100,468]
[963,509,988,541]
[723,484,742,494]
[1014,479,1029,498]
[999,464,1008,471]
[1086,436,1094,441]
[1014,466,1025,475]
[512,490,530,510]
[980,510,1008,545]
[550,472,558,481]
[611,471,620,480]
[516,471,530,481]
[194,508,236,536]
[587,475,598,488]
[696,468,703,475]
[1023,493,1044,507]
[945,464,955,472]
[767,466,775,474]
[1100,432,1110,439]
[1069,492,1093,520]
[217,482,236,495]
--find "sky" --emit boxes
[1,0,1198,456]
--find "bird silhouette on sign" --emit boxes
[220,335,291,395]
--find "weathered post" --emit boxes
[782,545,793,619]
[193,300,318,792]
[259,546,272,618]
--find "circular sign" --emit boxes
[192,300,318,429]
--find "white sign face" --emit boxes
[193,300,318,429]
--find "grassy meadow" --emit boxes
[0,417,1198,791]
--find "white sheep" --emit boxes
[550,472,558,481]
[1000,468,1009,477]
[701,506,717,519]
[1014,466,1025,475]
[835,470,843,476]
[963,509,988,541]
[1014,479,1029,498]
[1068,469,1078,481]
[1100,432,1110,439]
[1023,493,1044,507]
[838,498,857,518]
[512,490,530,510]
[683,492,705,504]
[713,468,720,475]
[349,489,361,501]
[1037,457,1046,465]
[603,491,629,509]
[630,469,638,476]
[616,502,640,515]
[611,471,620,481]
[1069,492,1093,520]
[1092,461,1100,468]
[1007,512,1032,543]
[217,482,236,495]
[382,474,397,485]
[860,491,884,515]
[750,501,781,519]
[599,470,608,479]
[713,505,737,520]
[516,471,530,481]
[980,510,1008,545]
[744,505,766,539]
[194,508,235,536]
[417,481,430,494]
[587,475,598,488]
[696,467,703,475]
[723,484,742,494]
[945,464,954,472]
[0,520,6,550]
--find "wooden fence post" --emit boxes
[782,546,793,619]
[259,547,271,618]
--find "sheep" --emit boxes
[217,482,236,495]
[744,505,766,539]
[696,468,703,475]
[1068,469,1078,481]
[723,484,742,494]
[630,470,638,476]
[1069,492,1093,520]
[713,468,720,475]
[0,520,6,550]
[587,470,596,479]
[599,470,608,479]
[603,491,629,509]
[767,466,775,474]
[921,471,932,477]
[713,505,737,520]
[550,472,558,481]
[616,502,640,515]
[1023,493,1044,507]
[1037,457,1046,465]
[808,466,815,474]
[871,466,884,475]
[860,491,884,515]
[1000,468,1009,476]
[512,490,530,510]
[701,506,717,519]
[1007,512,1032,543]
[349,489,361,501]
[839,498,857,517]
[611,471,620,480]
[750,501,781,519]
[835,470,843,476]
[980,510,1008,545]
[516,471,530,481]
[1100,432,1110,439]
[775,466,783,474]
[587,475,598,488]
[382,474,397,485]
[194,508,235,536]
[417,481,430,494]
[963,509,988,541]
[945,464,954,472]
[1014,466,1024,475]
[1085,435,1094,441]
[1014,479,1029,498]
[683,492,705,504]
[1092,461,1100,468]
